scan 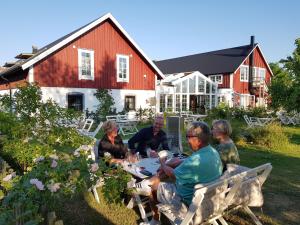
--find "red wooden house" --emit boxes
[155,36,273,109]
[0,13,164,112]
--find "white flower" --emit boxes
[104,152,112,158]
[90,163,99,173]
[80,145,90,151]
[30,178,44,190]
[73,150,80,157]
[34,156,45,163]
[49,154,59,160]
[47,182,61,193]
[2,172,16,182]
[51,160,58,168]
[45,119,51,126]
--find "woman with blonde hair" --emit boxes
[212,119,240,170]
[98,121,128,161]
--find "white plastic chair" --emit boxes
[158,163,272,225]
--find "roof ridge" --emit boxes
[156,43,257,62]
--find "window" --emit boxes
[182,80,188,93]
[209,75,223,84]
[117,54,129,82]
[159,94,166,112]
[182,95,187,111]
[258,68,266,81]
[240,66,249,82]
[167,95,173,110]
[67,93,84,111]
[189,76,196,93]
[205,82,210,94]
[198,77,205,93]
[78,49,94,80]
[175,95,180,112]
[175,83,181,93]
[125,96,135,111]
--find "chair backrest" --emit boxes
[166,116,184,154]
[183,163,272,225]
[90,122,103,138]
[106,115,118,121]
[91,140,100,161]
[243,115,252,126]
[117,115,128,121]
[81,119,94,132]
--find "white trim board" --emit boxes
[21,13,164,79]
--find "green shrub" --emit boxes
[244,122,290,150]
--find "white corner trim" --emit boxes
[28,66,34,83]
[116,54,129,82]
[78,48,94,80]
[21,13,165,79]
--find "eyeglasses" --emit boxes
[186,135,198,139]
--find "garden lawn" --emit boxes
[58,121,300,225]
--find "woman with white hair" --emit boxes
[212,119,240,170]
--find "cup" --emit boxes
[158,150,169,159]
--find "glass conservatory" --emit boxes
[156,71,218,113]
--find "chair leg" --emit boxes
[243,206,263,225]
[134,194,149,222]
[218,217,229,225]
[126,197,135,209]
[92,186,100,204]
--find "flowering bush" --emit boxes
[0,144,102,224]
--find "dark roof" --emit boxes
[154,44,257,75]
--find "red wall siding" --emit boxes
[218,73,230,88]
[33,20,157,90]
[0,70,28,90]
[233,47,272,93]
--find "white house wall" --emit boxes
[40,87,155,112]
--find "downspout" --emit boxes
[0,75,13,113]
[249,35,255,105]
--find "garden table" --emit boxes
[122,158,160,179]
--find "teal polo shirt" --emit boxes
[174,145,223,205]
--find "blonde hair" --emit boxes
[212,119,232,136]
[102,121,117,134]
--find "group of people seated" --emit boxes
[97,115,240,225]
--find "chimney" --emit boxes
[249,36,255,91]
[32,45,38,53]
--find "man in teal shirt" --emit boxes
[137,121,223,225]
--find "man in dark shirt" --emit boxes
[128,115,169,157]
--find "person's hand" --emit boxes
[159,156,167,165]
[149,150,158,158]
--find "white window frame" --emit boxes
[258,68,266,81]
[116,54,129,82]
[240,65,249,82]
[78,48,94,80]
[209,74,223,84]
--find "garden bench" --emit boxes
[157,163,272,225]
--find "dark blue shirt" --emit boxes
[128,126,169,157]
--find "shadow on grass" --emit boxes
[238,144,300,225]
[55,190,139,225]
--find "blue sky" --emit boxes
[1,0,299,66]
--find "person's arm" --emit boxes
[160,158,176,179]
[166,157,183,168]
[100,140,127,158]
[128,129,144,152]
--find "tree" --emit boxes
[94,89,115,120]
[269,38,300,111]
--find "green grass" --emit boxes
[57,121,300,225]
